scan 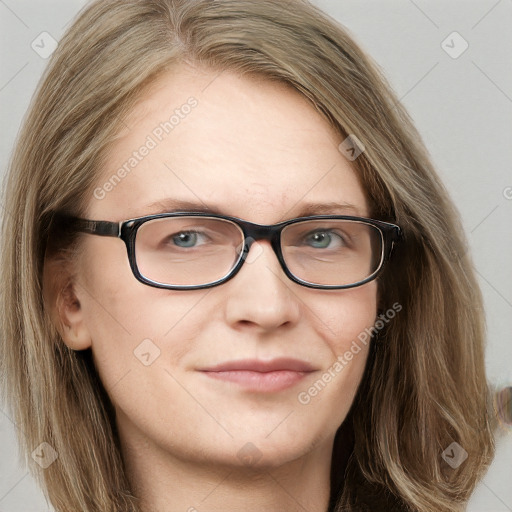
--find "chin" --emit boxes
[219,433,329,471]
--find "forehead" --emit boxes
[88,63,369,223]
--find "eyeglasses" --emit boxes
[54,212,402,290]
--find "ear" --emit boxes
[43,257,92,351]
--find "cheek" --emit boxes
[74,238,210,387]
[292,283,377,417]
[308,281,378,355]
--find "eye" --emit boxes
[169,230,209,248]
[304,230,346,249]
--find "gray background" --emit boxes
[0,0,511,510]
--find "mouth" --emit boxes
[197,358,317,393]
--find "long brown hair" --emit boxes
[0,1,495,511]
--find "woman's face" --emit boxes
[64,64,377,470]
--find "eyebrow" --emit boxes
[139,198,365,219]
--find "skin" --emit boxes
[55,64,377,512]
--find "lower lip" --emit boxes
[199,370,311,392]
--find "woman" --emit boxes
[0,0,496,511]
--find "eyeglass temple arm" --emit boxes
[54,215,121,237]
[385,225,403,259]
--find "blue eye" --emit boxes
[172,231,203,248]
[305,230,345,249]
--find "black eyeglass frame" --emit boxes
[54,212,402,290]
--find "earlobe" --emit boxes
[61,325,92,351]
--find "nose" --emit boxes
[223,240,301,332]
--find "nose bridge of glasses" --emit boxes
[237,221,283,265]
[241,221,278,243]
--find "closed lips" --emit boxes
[197,358,317,393]
[198,358,317,373]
